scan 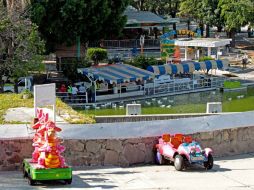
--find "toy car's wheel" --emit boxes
[65,178,72,185]
[204,154,213,170]
[174,155,184,171]
[22,164,28,178]
[155,151,166,165]
[28,176,36,186]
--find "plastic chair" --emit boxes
[174,134,184,143]
[170,137,181,149]
[162,133,171,142]
[184,136,193,143]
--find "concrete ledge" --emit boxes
[1,125,254,171]
[95,113,219,123]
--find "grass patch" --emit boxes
[0,93,34,124]
[0,93,95,124]
[77,103,206,116]
[224,81,241,89]
[77,97,254,116]
[222,96,254,112]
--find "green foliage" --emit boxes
[29,0,129,52]
[223,81,241,89]
[61,57,92,82]
[179,0,254,37]
[219,0,253,31]
[198,56,215,62]
[20,89,33,99]
[130,0,180,17]
[0,3,45,93]
[86,48,108,65]
[0,93,95,124]
[124,55,158,69]
[179,0,224,33]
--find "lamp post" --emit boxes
[140,35,145,55]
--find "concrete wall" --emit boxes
[1,125,254,171]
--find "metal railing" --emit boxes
[56,92,88,104]
[144,77,225,96]
[57,77,225,105]
[89,39,161,49]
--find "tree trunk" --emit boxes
[228,30,236,47]
[187,20,190,31]
[199,23,204,37]
[139,0,145,11]
[205,24,210,38]
[173,23,177,38]
[170,7,177,38]
[247,27,252,38]
[217,26,223,32]
[14,78,18,93]
[0,79,4,93]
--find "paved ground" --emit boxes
[1,153,254,190]
[4,107,66,123]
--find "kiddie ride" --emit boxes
[154,134,213,171]
[22,109,72,185]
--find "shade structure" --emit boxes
[147,59,229,75]
[78,64,155,84]
[124,6,173,28]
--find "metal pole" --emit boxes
[25,77,27,90]
[120,83,122,97]
[94,82,96,102]
[34,85,37,118]
[86,92,88,103]
[53,104,56,123]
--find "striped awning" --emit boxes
[78,64,155,84]
[147,59,229,75]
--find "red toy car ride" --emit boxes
[154,133,213,171]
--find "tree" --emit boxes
[29,0,129,54]
[199,0,226,37]
[0,1,45,93]
[219,0,254,46]
[178,0,205,35]
[179,0,223,37]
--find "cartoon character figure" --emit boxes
[31,109,67,168]
[31,109,49,163]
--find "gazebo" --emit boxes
[174,38,232,61]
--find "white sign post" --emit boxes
[34,83,56,122]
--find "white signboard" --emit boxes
[34,83,56,122]
[126,104,141,115]
[206,102,222,113]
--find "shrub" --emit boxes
[86,48,108,65]
[20,89,33,99]
[198,56,215,62]
[124,55,158,69]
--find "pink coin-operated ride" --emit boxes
[154,133,213,171]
